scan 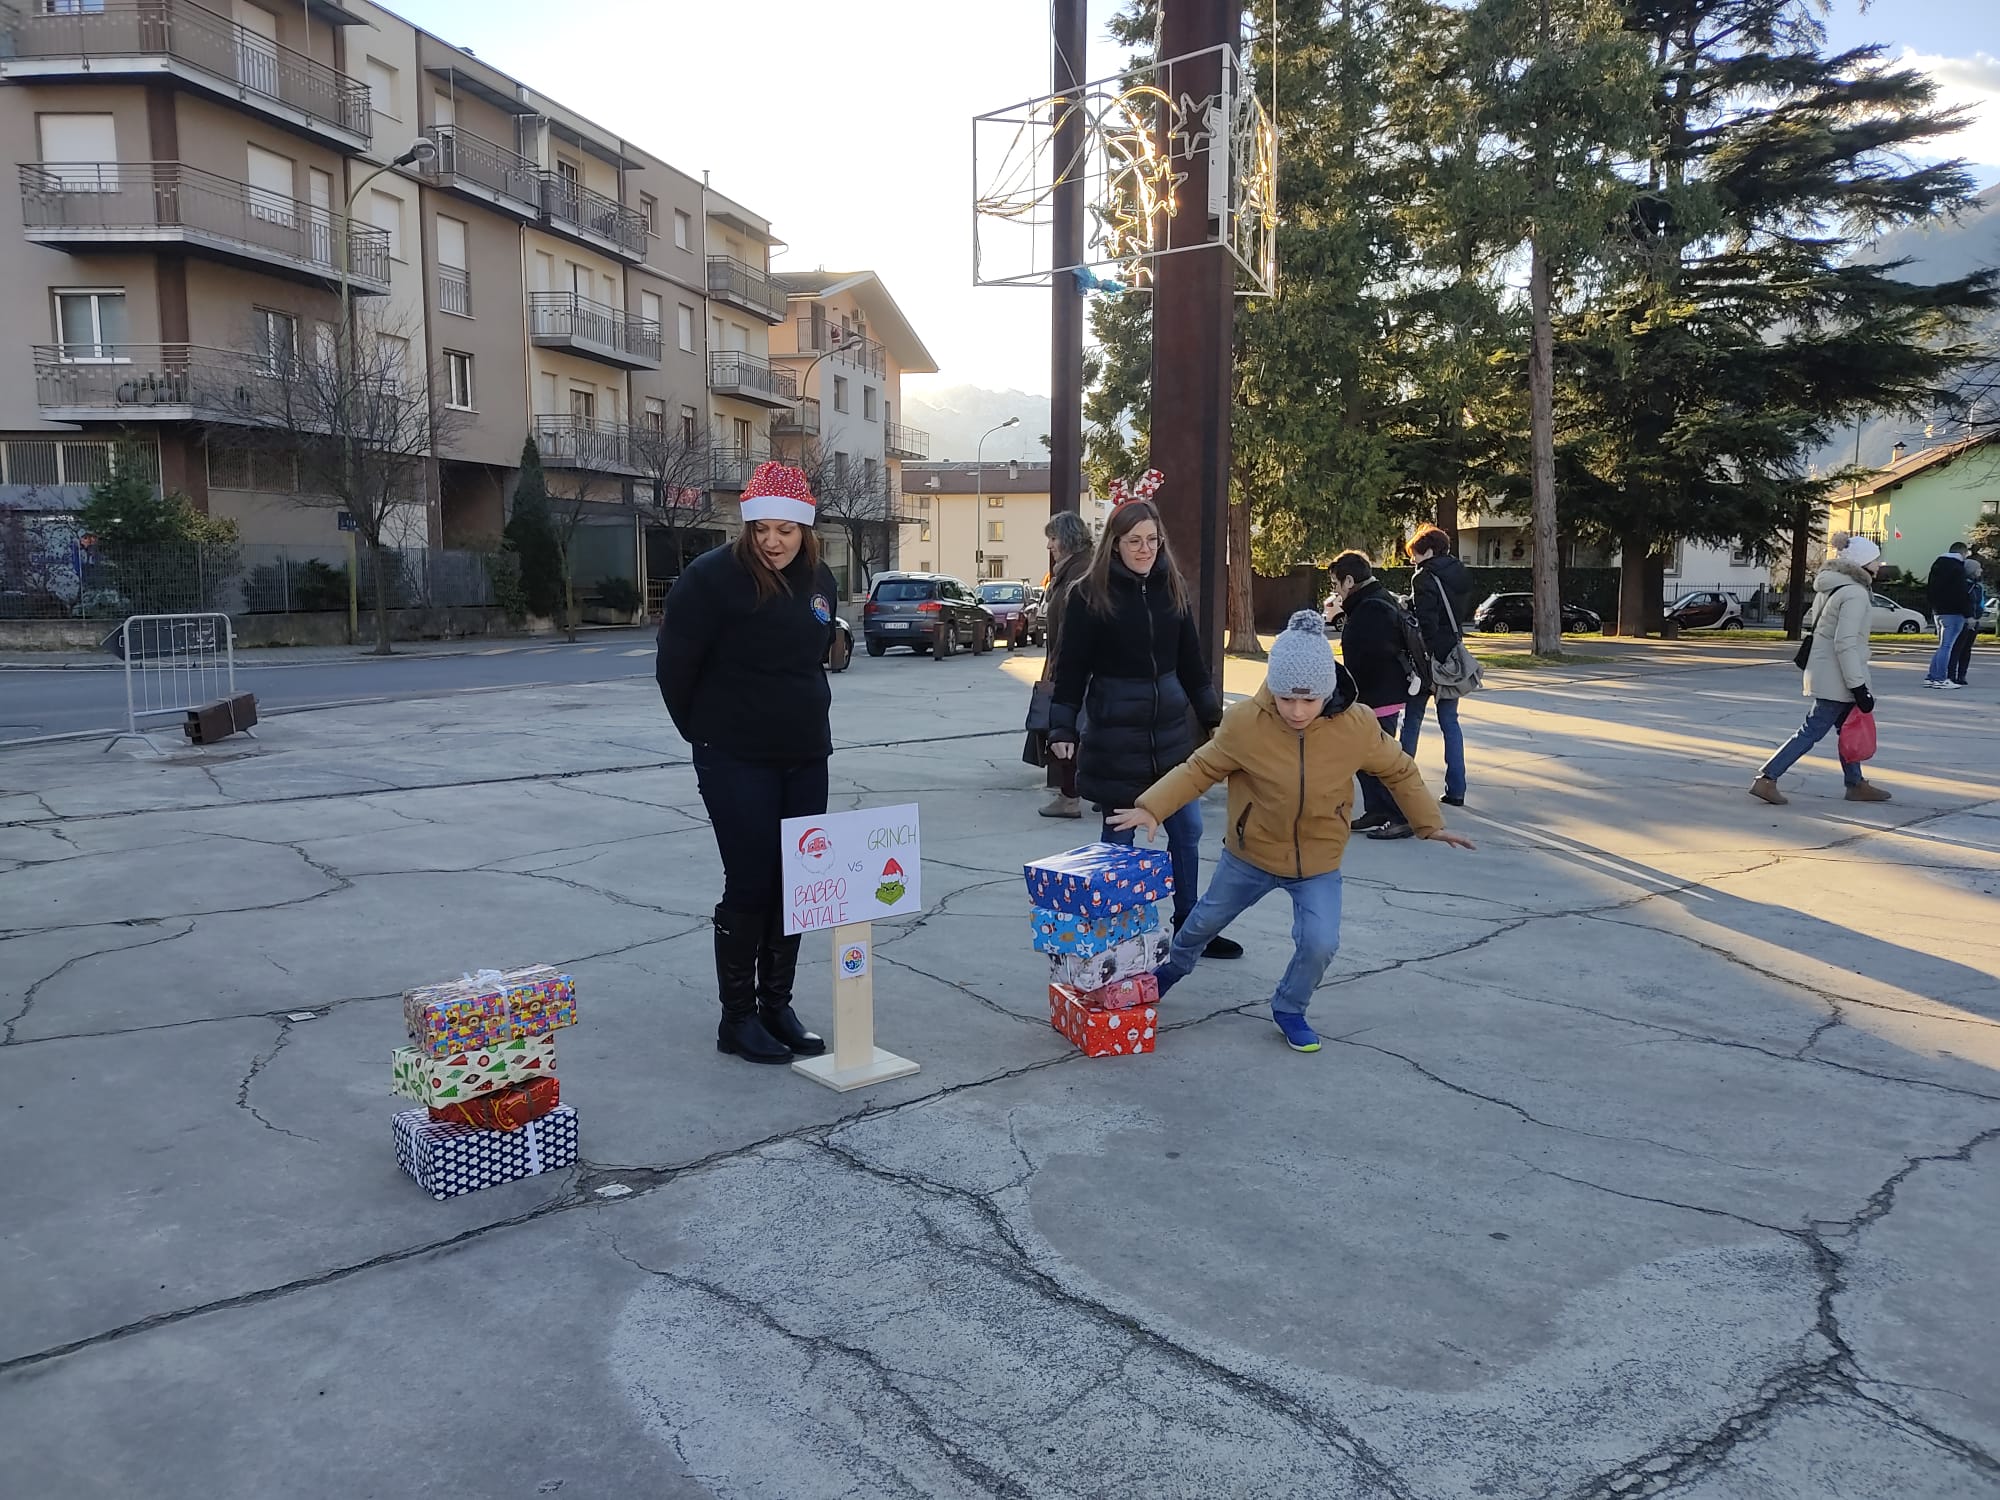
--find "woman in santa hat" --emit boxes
[656,462,842,1063]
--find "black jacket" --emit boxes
[1411,554,1474,663]
[1049,559,1222,809]
[655,544,839,763]
[1338,578,1412,710]
[1927,554,1976,617]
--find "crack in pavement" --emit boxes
[235,1015,315,1143]
[2,918,197,1045]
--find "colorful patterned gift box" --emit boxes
[1029,901,1160,957]
[391,1034,557,1109]
[428,1075,561,1132]
[1047,928,1172,990]
[402,966,578,1056]
[1070,972,1160,1012]
[1024,843,1174,918]
[496,965,577,1041]
[393,1104,579,1201]
[1049,986,1158,1058]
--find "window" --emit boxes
[681,405,699,444]
[673,209,691,251]
[53,289,128,359]
[445,351,473,410]
[863,386,878,421]
[436,215,469,314]
[987,520,1006,542]
[36,114,116,189]
[677,304,695,352]
[245,143,295,223]
[432,90,454,126]
[252,307,297,372]
[734,417,751,449]
[834,451,848,484]
[919,523,932,543]
[571,388,595,422]
[369,188,403,260]
[643,397,665,433]
[206,442,296,492]
[833,376,849,413]
[364,58,399,120]
[987,494,1005,508]
[917,559,931,572]
[312,321,335,371]
[864,457,878,492]
[985,558,1007,579]
[915,494,929,512]
[1729,542,1756,567]
[640,289,663,331]
[640,193,658,234]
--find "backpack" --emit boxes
[1373,593,1435,697]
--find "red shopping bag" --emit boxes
[1838,708,1877,763]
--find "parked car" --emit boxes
[1022,585,1050,645]
[1665,590,1743,630]
[1472,593,1604,634]
[977,580,1031,646]
[1867,594,1929,635]
[862,573,996,658]
[1979,596,1999,636]
[824,614,853,672]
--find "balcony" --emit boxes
[710,444,772,492]
[20,163,390,295]
[421,124,539,219]
[708,350,797,409]
[33,343,278,425]
[437,265,471,317]
[885,422,929,461]
[786,318,886,377]
[772,397,820,438]
[538,172,646,261]
[528,292,661,370]
[0,0,371,153]
[706,255,786,324]
[533,414,641,476]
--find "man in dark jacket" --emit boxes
[1925,542,1977,689]
[1404,526,1472,807]
[1330,550,1418,837]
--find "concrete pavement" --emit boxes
[1,640,1996,1498]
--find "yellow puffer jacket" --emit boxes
[1135,683,1445,880]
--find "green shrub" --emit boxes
[594,575,642,614]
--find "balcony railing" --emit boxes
[790,318,886,377]
[538,172,647,259]
[772,397,820,437]
[19,162,390,291]
[437,265,471,316]
[706,254,786,322]
[708,350,797,405]
[33,343,279,421]
[528,292,662,368]
[533,414,639,474]
[710,444,772,492]
[885,422,930,461]
[0,0,372,146]
[424,124,539,216]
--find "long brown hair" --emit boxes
[1085,499,1189,616]
[733,522,820,603]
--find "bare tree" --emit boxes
[794,438,901,596]
[231,310,461,655]
[630,418,720,595]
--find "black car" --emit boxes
[862,573,997,658]
[1472,593,1603,634]
[825,615,853,673]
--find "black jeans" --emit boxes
[1356,709,1402,819]
[692,744,830,914]
[1950,621,1976,683]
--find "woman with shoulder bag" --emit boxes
[1401,526,1477,808]
[656,463,841,1065]
[1026,510,1096,818]
[1048,491,1241,959]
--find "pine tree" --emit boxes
[504,438,565,622]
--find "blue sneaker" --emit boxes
[1273,1012,1320,1052]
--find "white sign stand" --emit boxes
[791,922,920,1092]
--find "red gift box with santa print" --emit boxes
[1049,984,1158,1057]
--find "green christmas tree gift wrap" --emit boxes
[391,1034,557,1108]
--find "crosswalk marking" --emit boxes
[527,647,557,655]
[479,647,513,656]
[578,647,604,654]
[622,648,653,657]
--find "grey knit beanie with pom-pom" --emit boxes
[1267,610,1336,700]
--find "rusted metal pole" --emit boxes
[1049,0,1086,516]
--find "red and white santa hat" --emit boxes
[739,462,816,527]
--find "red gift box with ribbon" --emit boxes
[1049,984,1158,1057]
[428,1075,561,1132]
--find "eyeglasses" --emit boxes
[1121,534,1162,551]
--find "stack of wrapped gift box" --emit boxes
[391,965,580,1200]
[1026,844,1173,1058]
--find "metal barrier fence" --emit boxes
[108,612,247,753]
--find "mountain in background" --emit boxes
[902,385,1052,463]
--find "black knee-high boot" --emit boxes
[756,911,825,1056]
[714,906,790,1063]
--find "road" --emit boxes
[0,629,662,743]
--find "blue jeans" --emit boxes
[1155,849,1342,1016]
[1761,699,1863,787]
[1401,694,1465,801]
[1928,616,1967,683]
[1356,708,1402,819]
[1102,799,1203,928]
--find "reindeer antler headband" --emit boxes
[1107,468,1165,509]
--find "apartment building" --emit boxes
[901,461,1099,586]
[768,270,936,594]
[0,0,827,609]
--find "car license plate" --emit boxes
[884,621,908,630]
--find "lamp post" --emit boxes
[975,417,1020,582]
[338,138,436,378]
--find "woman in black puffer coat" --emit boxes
[1048,498,1239,958]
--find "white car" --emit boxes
[1869,594,1928,634]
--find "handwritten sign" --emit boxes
[780,804,922,937]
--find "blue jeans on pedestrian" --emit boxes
[1102,798,1203,929]
[1357,708,1402,819]
[1761,699,1863,787]
[1928,615,1967,683]
[1401,694,1465,801]
[1155,848,1342,1016]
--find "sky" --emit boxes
[386,0,1997,401]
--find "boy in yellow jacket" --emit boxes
[1110,611,1474,1052]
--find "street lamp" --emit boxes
[338,138,437,373]
[976,416,1020,581]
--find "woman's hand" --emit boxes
[1423,829,1477,851]
[1049,741,1076,761]
[1106,807,1160,840]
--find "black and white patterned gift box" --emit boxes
[392,1104,579,1201]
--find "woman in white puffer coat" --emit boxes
[1750,535,1892,805]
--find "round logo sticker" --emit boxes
[810,594,832,624]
